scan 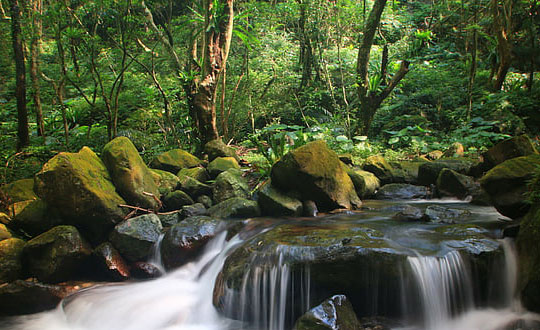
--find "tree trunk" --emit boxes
[10,0,29,150]
[30,0,45,137]
[491,0,513,91]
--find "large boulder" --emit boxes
[271,140,361,211]
[209,197,260,219]
[0,238,26,283]
[161,216,221,270]
[150,149,202,174]
[417,159,475,186]
[9,199,61,237]
[24,225,92,283]
[102,137,160,209]
[109,214,163,262]
[484,135,538,169]
[177,174,212,198]
[436,168,481,200]
[388,160,427,184]
[294,295,361,330]
[150,169,181,196]
[346,168,380,198]
[0,178,37,204]
[257,181,303,216]
[362,155,395,185]
[204,139,239,162]
[375,184,429,200]
[518,204,540,313]
[213,169,250,204]
[207,157,241,179]
[480,154,540,219]
[34,147,126,241]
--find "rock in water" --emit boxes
[34,147,126,242]
[257,181,303,216]
[346,168,380,198]
[0,238,26,283]
[375,184,428,200]
[518,204,540,313]
[109,214,163,262]
[208,197,260,219]
[102,137,161,209]
[294,295,361,330]
[92,242,130,281]
[271,140,361,211]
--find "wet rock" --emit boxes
[480,154,540,219]
[272,140,361,211]
[163,190,194,211]
[347,168,380,199]
[375,184,428,200]
[177,174,212,199]
[303,200,319,217]
[180,203,207,219]
[0,279,93,315]
[294,294,361,330]
[150,169,181,196]
[362,155,395,185]
[204,139,239,162]
[9,199,61,237]
[442,142,465,158]
[109,214,163,262]
[213,168,249,204]
[24,225,92,283]
[0,238,26,283]
[102,137,161,209]
[0,178,37,204]
[34,147,126,242]
[484,135,538,169]
[436,168,479,200]
[518,204,540,312]
[209,197,260,219]
[392,205,425,222]
[131,262,163,279]
[92,242,130,281]
[178,167,210,183]
[161,216,221,270]
[417,159,475,186]
[197,195,213,208]
[150,149,202,173]
[257,181,303,217]
[425,205,471,224]
[158,212,181,227]
[207,157,241,179]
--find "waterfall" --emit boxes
[148,233,165,274]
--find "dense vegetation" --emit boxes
[1,0,539,184]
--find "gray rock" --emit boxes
[109,214,163,262]
[163,190,194,211]
[294,295,361,330]
[425,205,471,223]
[375,184,429,200]
[209,197,261,219]
[177,174,212,199]
[392,205,426,222]
[258,182,303,217]
[180,203,208,219]
[92,242,130,281]
[213,169,250,204]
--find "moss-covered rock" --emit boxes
[518,204,540,313]
[24,225,92,283]
[204,139,239,162]
[257,181,303,216]
[9,199,61,237]
[150,149,202,174]
[0,238,26,283]
[294,295,361,330]
[0,178,37,205]
[484,135,538,169]
[109,214,163,262]
[362,155,395,185]
[209,197,260,218]
[375,184,428,200]
[480,154,540,219]
[34,147,126,242]
[161,216,221,270]
[389,160,427,184]
[436,168,480,200]
[213,169,250,204]
[177,174,212,198]
[179,203,208,219]
[178,167,210,183]
[271,141,361,211]
[163,190,194,211]
[346,168,380,198]
[102,137,161,209]
[151,169,181,196]
[417,159,475,186]
[92,242,130,281]
[207,157,241,179]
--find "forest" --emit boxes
[1,0,538,183]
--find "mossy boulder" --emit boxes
[151,169,181,196]
[213,169,250,204]
[294,295,361,330]
[178,167,210,183]
[362,155,395,185]
[417,159,475,186]
[204,139,239,162]
[207,157,241,179]
[0,178,37,204]
[163,190,194,211]
[161,216,221,270]
[257,181,303,216]
[179,203,208,219]
[346,168,380,198]
[92,242,130,281]
[102,137,160,209]
[375,184,429,200]
[150,149,202,173]
[9,199,61,237]
[209,197,260,219]
[271,141,361,211]
[23,225,92,283]
[177,174,212,198]
[436,168,481,200]
[484,135,538,169]
[517,204,540,313]
[480,154,540,219]
[0,238,26,283]
[34,147,126,242]
[388,160,427,184]
[109,214,163,262]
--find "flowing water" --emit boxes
[2,200,540,330]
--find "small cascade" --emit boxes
[148,233,165,274]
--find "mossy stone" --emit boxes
[418,159,474,186]
[0,224,13,241]
[484,134,538,168]
[271,140,361,211]
[208,197,260,219]
[102,137,161,209]
[213,169,250,204]
[518,205,540,313]
[24,225,92,283]
[375,183,428,200]
[10,199,61,236]
[177,174,212,198]
[151,169,181,196]
[163,190,194,211]
[436,168,479,200]
[34,147,126,242]
[178,167,209,183]
[346,168,380,198]
[150,149,202,173]
[109,214,163,262]
[0,178,37,204]
[207,157,241,179]
[0,238,26,283]
[257,181,303,216]
[362,155,395,184]
[204,139,239,162]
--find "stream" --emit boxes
[2,199,540,330]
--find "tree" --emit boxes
[491,0,515,91]
[355,0,409,136]
[29,0,45,137]
[10,0,29,150]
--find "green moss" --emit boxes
[150,149,202,173]
[0,238,26,283]
[0,178,38,205]
[151,169,181,195]
[178,167,209,183]
[207,157,240,178]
